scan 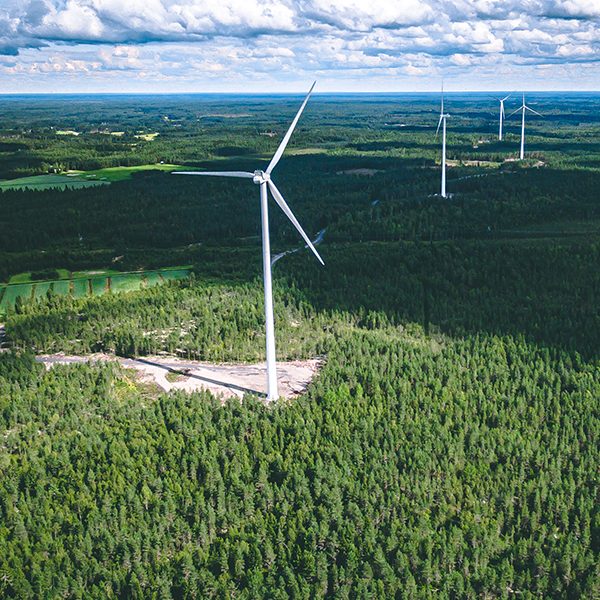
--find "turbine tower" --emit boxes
[496,94,510,141]
[509,93,542,160]
[174,82,323,401]
[436,85,449,198]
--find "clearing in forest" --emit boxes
[37,354,321,401]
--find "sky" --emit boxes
[0,0,598,93]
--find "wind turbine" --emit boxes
[496,94,510,141]
[173,82,323,401]
[509,93,542,160]
[436,85,449,198]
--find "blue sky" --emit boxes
[0,0,599,93]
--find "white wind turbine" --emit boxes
[496,94,510,141]
[174,82,323,401]
[509,93,542,160]
[436,85,449,198]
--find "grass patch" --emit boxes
[70,269,113,279]
[7,268,71,284]
[0,174,107,191]
[135,133,159,141]
[0,284,32,309]
[70,163,184,183]
[91,277,108,296]
[8,273,32,284]
[143,271,164,288]
[0,268,191,313]
[71,278,90,298]
[165,371,187,383]
[160,269,190,281]
[110,274,143,293]
[0,165,185,191]
[33,282,53,299]
[52,280,71,296]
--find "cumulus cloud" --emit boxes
[0,0,598,89]
[300,0,434,30]
[544,0,600,19]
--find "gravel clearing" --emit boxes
[37,353,321,401]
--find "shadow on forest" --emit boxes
[175,160,600,361]
[270,237,600,362]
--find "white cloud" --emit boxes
[0,0,598,90]
[41,1,105,39]
[300,0,434,30]
[546,0,600,18]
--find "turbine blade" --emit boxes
[435,115,443,137]
[267,180,324,266]
[507,107,522,118]
[525,106,543,117]
[502,94,511,101]
[173,171,255,178]
[265,82,316,175]
[501,104,505,119]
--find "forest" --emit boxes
[0,92,599,598]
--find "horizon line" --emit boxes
[1,89,599,96]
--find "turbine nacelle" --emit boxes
[253,170,271,185]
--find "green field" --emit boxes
[0,284,32,309]
[110,274,144,293]
[7,272,34,284]
[143,271,164,287]
[79,163,183,182]
[0,164,185,191]
[52,280,72,296]
[91,277,108,296]
[7,268,71,284]
[71,278,89,298]
[160,269,190,281]
[0,268,191,314]
[0,174,108,191]
[33,282,53,299]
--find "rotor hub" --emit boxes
[253,170,270,185]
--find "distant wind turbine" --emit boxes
[496,94,510,141]
[436,84,449,198]
[509,93,542,160]
[174,82,323,401]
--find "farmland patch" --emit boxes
[0,268,191,315]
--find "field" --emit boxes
[0,164,186,190]
[0,283,32,310]
[0,174,107,191]
[0,268,191,315]
[71,278,89,298]
[67,163,185,182]
[143,270,165,287]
